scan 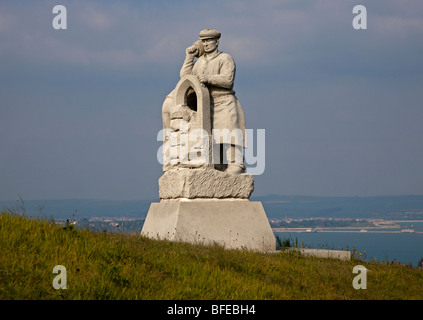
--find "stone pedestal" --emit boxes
[141,199,276,252]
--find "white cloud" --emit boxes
[1,0,422,68]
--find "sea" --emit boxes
[274,221,423,267]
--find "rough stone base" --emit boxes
[159,168,254,199]
[141,199,276,252]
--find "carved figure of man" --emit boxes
[180,29,246,175]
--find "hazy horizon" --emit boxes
[2,193,423,203]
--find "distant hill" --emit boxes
[253,194,423,219]
[2,195,423,220]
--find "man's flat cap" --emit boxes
[199,28,221,39]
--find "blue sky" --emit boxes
[1,0,423,200]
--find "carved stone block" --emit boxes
[159,168,254,199]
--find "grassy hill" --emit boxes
[1,211,422,300]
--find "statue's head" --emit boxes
[199,28,220,53]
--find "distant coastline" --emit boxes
[272,228,423,234]
[272,218,423,234]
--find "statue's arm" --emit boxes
[180,49,196,78]
[207,54,235,89]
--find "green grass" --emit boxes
[1,211,422,300]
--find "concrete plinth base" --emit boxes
[282,248,351,261]
[141,199,276,252]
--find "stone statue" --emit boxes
[141,29,275,252]
[162,29,246,175]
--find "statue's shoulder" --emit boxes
[219,52,234,59]
[217,52,235,65]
